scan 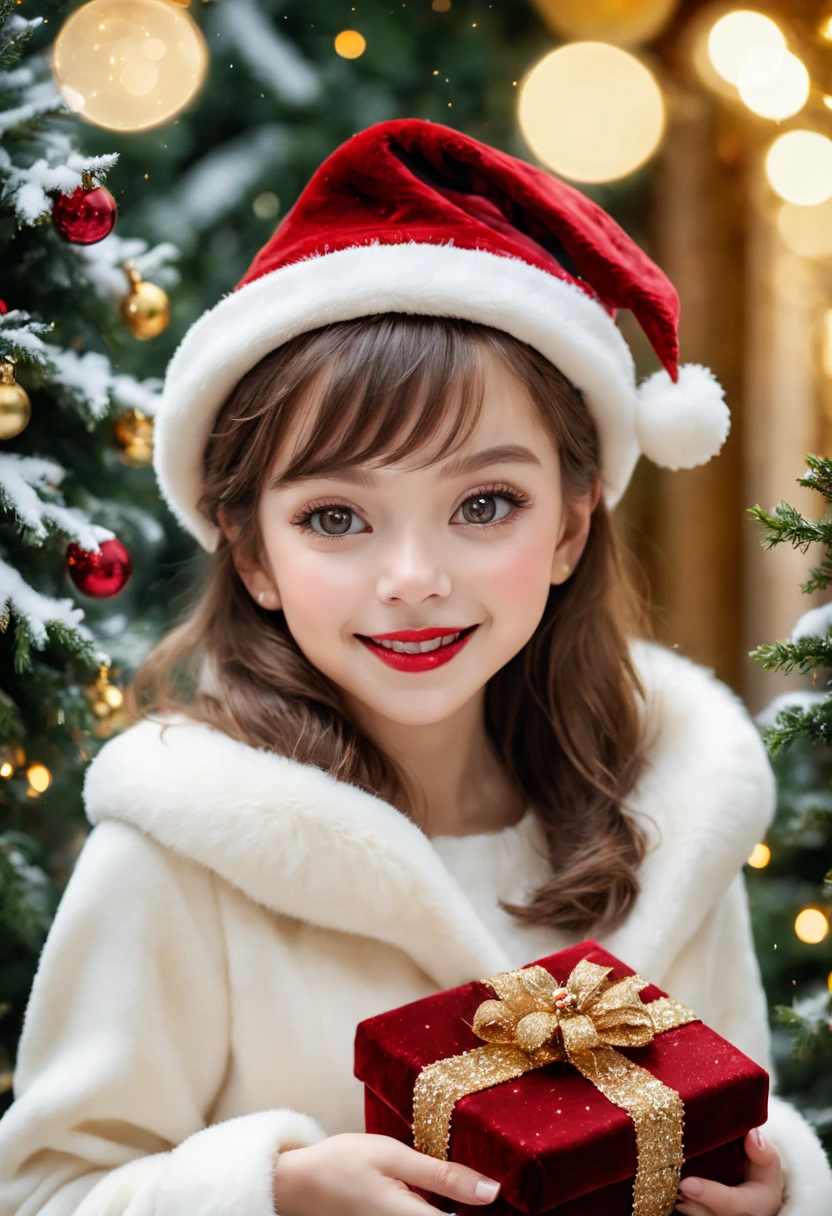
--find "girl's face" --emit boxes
[227,345,599,729]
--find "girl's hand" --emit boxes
[675,1127,783,1216]
[271,1132,501,1216]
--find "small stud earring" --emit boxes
[562,562,571,576]
[258,591,265,605]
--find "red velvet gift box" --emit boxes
[354,940,769,1216]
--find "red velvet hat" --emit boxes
[154,118,730,552]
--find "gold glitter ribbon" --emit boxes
[412,959,699,1216]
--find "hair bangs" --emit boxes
[270,314,488,488]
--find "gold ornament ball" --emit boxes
[531,0,678,46]
[93,706,127,739]
[112,407,154,466]
[51,0,208,133]
[0,378,31,440]
[121,280,170,340]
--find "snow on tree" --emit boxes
[0,2,178,1107]
[747,452,832,1155]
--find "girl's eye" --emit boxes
[291,484,532,543]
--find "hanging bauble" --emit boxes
[112,406,154,466]
[52,171,118,245]
[83,662,127,738]
[120,260,170,340]
[51,0,208,133]
[67,537,133,598]
[0,299,8,314]
[530,0,678,46]
[0,358,32,440]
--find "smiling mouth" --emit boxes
[355,624,479,650]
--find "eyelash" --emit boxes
[290,482,532,544]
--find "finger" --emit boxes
[743,1127,783,1189]
[384,1143,501,1206]
[388,1191,457,1216]
[679,1174,778,1216]
[674,1199,714,1216]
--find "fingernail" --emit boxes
[679,1177,703,1197]
[754,1127,765,1149]
[474,1179,500,1202]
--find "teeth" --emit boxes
[376,631,462,653]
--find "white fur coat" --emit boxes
[0,640,830,1216]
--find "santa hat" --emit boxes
[154,117,730,553]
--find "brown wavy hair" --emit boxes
[127,313,657,935]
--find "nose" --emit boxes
[375,530,452,604]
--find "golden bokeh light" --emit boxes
[26,763,51,794]
[51,0,208,132]
[766,131,832,206]
[776,198,832,258]
[530,0,678,47]
[707,10,785,86]
[738,50,809,120]
[518,42,665,184]
[334,30,366,59]
[0,762,13,779]
[746,842,771,868]
[794,907,829,944]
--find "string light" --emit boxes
[252,192,280,220]
[334,30,366,59]
[747,843,771,868]
[738,50,809,120]
[518,42,664,183]
[707,10,785,86]
[765,131,832,206]
[26,764,51,794]
[51,0,208,132]
[794,907,829,944]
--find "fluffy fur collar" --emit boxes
[82,640,776,989]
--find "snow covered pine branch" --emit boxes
[0,10,176,670]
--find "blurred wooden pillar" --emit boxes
[646,87,746,688]
[741,185,827,716]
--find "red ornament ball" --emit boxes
[67,538,132,598]
[52,183,118,245]
[0,299,7,314]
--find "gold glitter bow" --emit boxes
[412,958,699,1216]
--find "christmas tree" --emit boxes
[0,2,179,1108]
[0,0,659,1111]
[747,453,832,1157]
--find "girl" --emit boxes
[1,118,830,1216]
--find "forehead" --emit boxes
[270,338,557,489]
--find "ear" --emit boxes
[550,475,602,585]
[217,506,282,611]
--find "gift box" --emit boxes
[354,940,769,1216]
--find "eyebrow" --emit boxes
[269,444,544,490]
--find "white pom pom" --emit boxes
[635,363,731,471]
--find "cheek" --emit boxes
[485,526,556,602]
[268,542,362,619]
